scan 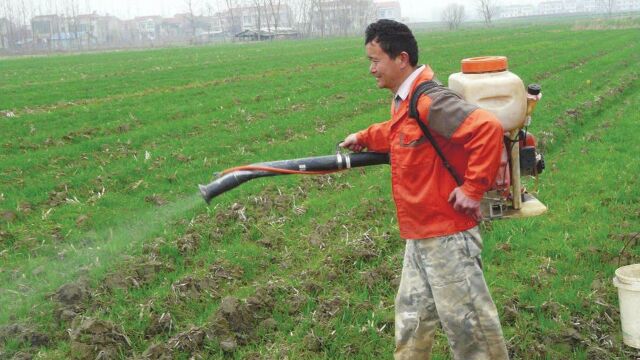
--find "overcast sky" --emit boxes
[13,0,543,22]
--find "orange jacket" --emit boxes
[357,66,504,239]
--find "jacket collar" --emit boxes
[395,65,426,104]
[391,65,435,121]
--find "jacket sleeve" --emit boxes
[450,109,504,200]
[356,120,393,153]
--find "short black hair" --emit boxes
[365,19,418,66]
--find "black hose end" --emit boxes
[198,184,212,204]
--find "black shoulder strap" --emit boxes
[409,81,464,186]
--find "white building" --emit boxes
[498,4,536,18]
[538,0,565,14]
[374,1,402,21]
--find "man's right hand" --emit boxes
[339,133,365,152]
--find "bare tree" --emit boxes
[288,0,311,36]
[262,0,271,33]
[66,0,80,49]
[185,0,197,43]
[0,0,14,49]
[224,0,240,34]
[312,0,325,37]
[605,0,616,16]
[441,3,465,30]
[352,0,374,35]
[477,0,496,27]
[267,0,281,35]
[250,0,262,39]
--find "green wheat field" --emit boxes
[1,16,639,359]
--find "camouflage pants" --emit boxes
[394,227,509,360]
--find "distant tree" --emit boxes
[250,0,263,38]
[605,0,616,16]
[0,0,13,49]
[185,0,197,42]
[441,3,465,30]
[267,0,281,35]
[353,0,375,34]
[224,0,241,34]
[477,0,496,27]
[262,0,271,33]
[312,0,326,37]
[288,0,312,36]
[65,0,81,49]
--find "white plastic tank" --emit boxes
[448,56,526,131]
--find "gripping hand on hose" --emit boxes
[340,133,365,152]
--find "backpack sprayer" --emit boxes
[448,56,546,219]
[199,56,546,220]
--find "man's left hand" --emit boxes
[448,187,482,221]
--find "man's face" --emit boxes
[366,40,403,93]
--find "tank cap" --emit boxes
[461,56,508,74]
[528,83,541,95]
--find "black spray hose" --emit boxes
[198,152,389,203]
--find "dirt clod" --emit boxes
[219,338,238,353]
[171,276,217,300]
[209,260,244,281]
[176,232,201,254]
[209,287,277,350]
[166,326,207,353]
[55,281,90,306]
[141,343,173,360]
[303,332,323,352]
[0,324,49,348]
[103,257,173,291]
[315,297,343,320]
[11,352,32,360]
[259,318,278,332]
[501,297,520,325]
[1,210,17,222]
[287,294,307,316]
[17,202,33,214]
[75,214,89,226]
[144,194,167,206]
[145,312,173,338]
[68,316,131,360]
[361,263,395,290]
[216,297,253,337]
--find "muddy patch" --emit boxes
[68,316,131,360]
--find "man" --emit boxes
[340,19,509,360]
